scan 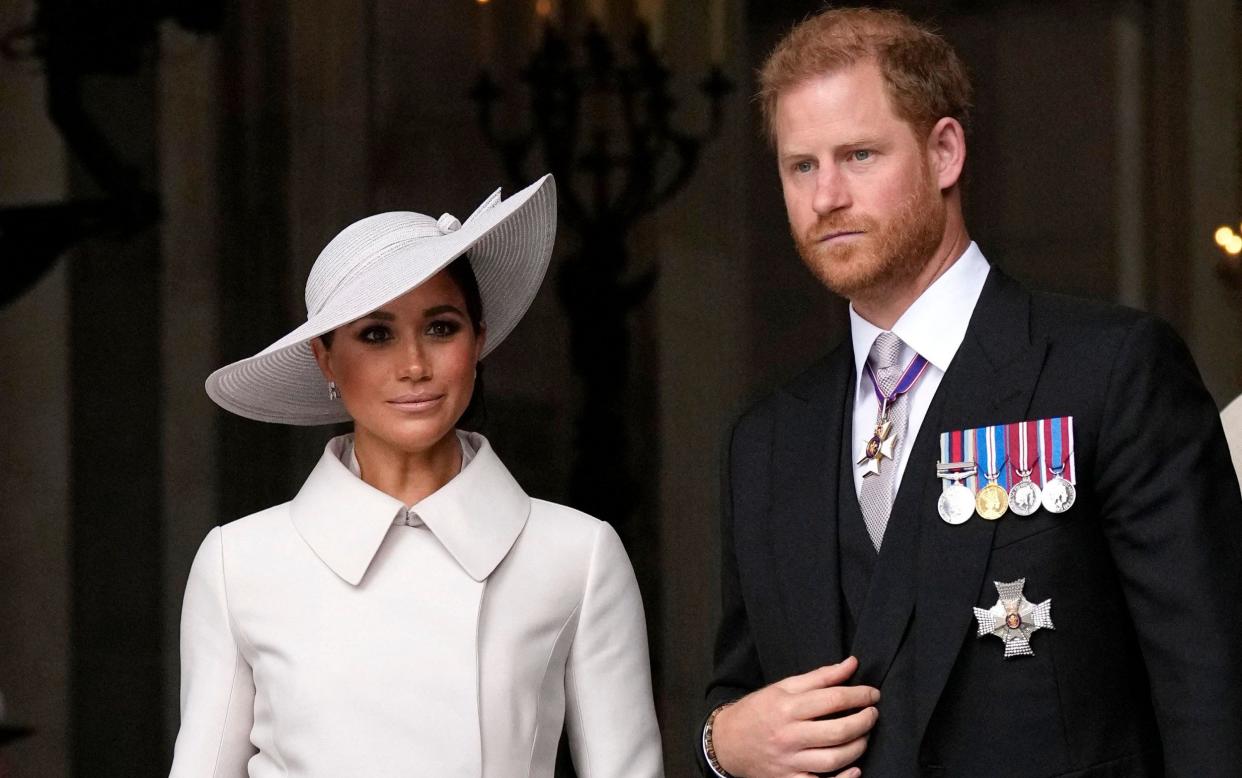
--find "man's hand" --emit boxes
[712,656,879,778]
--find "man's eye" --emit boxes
[851,150,873,162]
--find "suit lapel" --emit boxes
[770,345,854,671]
[912,269,1049,741]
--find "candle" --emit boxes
[533,0,554,45]
[709,0,726,63]
[638,0,663,49]
[478,0,495,69]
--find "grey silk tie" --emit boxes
[859,332,910,551]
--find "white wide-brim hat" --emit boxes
[206,174,557,425]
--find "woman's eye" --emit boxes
[794,160,814,174]
[426,319,462,338]
[359,326,392,344]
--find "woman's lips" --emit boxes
[387,394,445,412]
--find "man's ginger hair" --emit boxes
[758,7,972,145]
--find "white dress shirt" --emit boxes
[849,242,990,498]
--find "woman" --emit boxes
[170,175,663,777]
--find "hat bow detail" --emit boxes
[436,213,462,234]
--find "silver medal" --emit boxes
[935,460,977,526]
[1008,423,1042,517]
[1041,475,1076,513]
[938,482,976,525]
[1008,474,1042,516]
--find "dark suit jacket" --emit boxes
[703,269,1242,777]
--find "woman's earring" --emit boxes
[327,381,341,401]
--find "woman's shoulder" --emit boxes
[205,501,297,557]
[526,498,606,535]
[515,502,639,610]
[522,499,630,564]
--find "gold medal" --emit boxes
[975,482,1009,520]
[975,425,1009,520]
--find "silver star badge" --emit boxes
[973,578,1054,658]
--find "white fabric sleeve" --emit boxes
[564,521,664,777]
[169,527,257,777]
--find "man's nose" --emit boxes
[812,168,851,214]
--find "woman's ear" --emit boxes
[310,336,335,382]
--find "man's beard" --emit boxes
[793,171,946,303]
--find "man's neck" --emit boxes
[852,226,972,331]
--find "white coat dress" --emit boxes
[169,432,663,777]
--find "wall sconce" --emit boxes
[1216,223,1242,289]
[1216,225,1242,257]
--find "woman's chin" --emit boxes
[356,413,459,454]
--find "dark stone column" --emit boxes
[215,0,296,521]
[68,68,166,775]
[1143,0,1191,328]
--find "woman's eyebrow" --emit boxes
[357,309,396,322]
[423,304,465,317]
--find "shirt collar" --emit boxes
[849,241,991,380]
[290,432,530,586]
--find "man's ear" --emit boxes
[310,336,335,382]
[927,116,966,191]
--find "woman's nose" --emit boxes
[400,340,430,380]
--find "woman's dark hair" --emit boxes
[447,255,487,430]
[318,254,488,429]
[446,254,484,336]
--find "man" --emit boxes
[700,8,1242,777]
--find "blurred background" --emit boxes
[0,0,1239,775]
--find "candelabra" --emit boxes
[472,21,732,533]
[0,1,220,307]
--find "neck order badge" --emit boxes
[857,353,931,477]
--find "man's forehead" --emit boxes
[773,64,898,150]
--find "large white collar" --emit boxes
[289,432,530,585]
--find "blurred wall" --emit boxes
[0,1,1238,777]
[0,1,71,774]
